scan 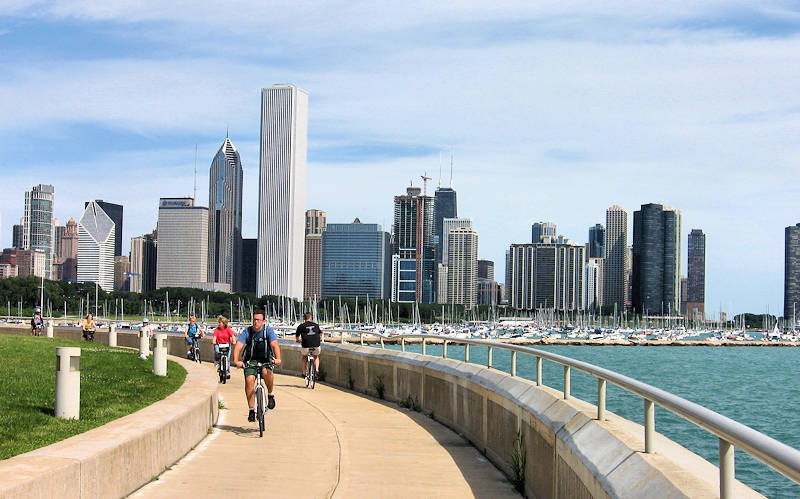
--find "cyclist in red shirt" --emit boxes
[213,316,237,379]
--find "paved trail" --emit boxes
[131,365,517,498]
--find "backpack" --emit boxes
[243,326,273,363]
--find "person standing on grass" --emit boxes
[213,316,237,378]
[233,310,281,422]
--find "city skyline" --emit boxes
[1,3,799,315]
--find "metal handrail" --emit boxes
[332,330,800,498]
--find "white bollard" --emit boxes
[108,324,117,347]
[153,333,167,376]
[139,334,150,360]
[55,347,80,419]
[46,322,54,338]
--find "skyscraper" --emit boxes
[477,259,494,280]
[114,256,130,291]
[687,229,706,320]
[12,221,23,249]
[85,200,123,257]
[257,84,307,300]
[584,257,604,311]
[241,238,258,295]
[129,231,157,293]
[531,221,557,244]
[208,137,243,291]
[434,186,457,263]
[784,224,800,321]
[632,203,682,315]
[60,218,78,260]
[321,219,391,299]
[77,201,116,292]
[603,206,628,310]
[508,237,585,311]
[305,209,327,235]
[304,233,322,300]
[588,224,605,259]
[156,198,208,289]
[447,227,478,309]
[23,184,55,278]
[53,219,64,262]
[392,186,435,303]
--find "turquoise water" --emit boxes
[383,343,800,498]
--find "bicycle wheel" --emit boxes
[221,357,227,384]
[305,358,311,387]
[310,361,316,389]
[256,387,265,437]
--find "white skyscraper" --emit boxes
[156,198,209,289]
[77,201,116,292]
[257,84,308,300]
[23,184,55,279]
[447,227,478,309]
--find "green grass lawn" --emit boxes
[0,335,186,459]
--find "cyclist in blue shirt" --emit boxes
[184,316,206,359]
[233,309,282,422]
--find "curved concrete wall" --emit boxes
[0,328,219,498]
[279,341,762,499]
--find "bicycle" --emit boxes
[305,347,318,389]
[190,334,202,363]
[248,361,271,437]
[217,343,230,384]
[82,328,95,342]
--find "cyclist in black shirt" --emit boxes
[295,312,322,378]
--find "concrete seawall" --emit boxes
[279,341,762,498]
[0,328,219,498]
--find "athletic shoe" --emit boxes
[247,409,255,422]
[267,394,276,410]
[226,374,231,379]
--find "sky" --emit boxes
[1,1,799,316]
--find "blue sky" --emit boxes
[1,1,799,316]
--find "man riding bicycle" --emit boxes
[30,307,44,336]
[296,312,322,378]
[233,310,282,422]
[184,316,206,359]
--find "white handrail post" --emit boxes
[422,337,427,355]
[563,366,571,399]
[598,378,607,421]
[360,333,364,346]
[511,350,517,377]
[487,346,493,368]
[465,343,470,362]
[536,356,542,386]
[443,340,448,359]
[719,438,734,499]
[380,336,385,349]
[644,399,655,453]
[401,337,406,352]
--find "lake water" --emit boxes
[383,343,800,498]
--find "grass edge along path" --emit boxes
[0,335,186,460]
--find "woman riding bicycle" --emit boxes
[81,313,96,341]
[213,315,237,378]
[184,316,206,359]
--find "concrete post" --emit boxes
[139,334,150,360]
[108,323,117,347]
[153,333,167,376]
[55,347,80,419]
[46,321,54,338]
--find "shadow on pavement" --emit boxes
[214,424,262,438]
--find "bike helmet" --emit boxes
[35,307,41,313]
[142,317,149,323]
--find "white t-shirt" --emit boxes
[140,324,154,338]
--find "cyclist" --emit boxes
[30,307,44,336]
[213,315,237,378]
[81,313,96,341]
[184,316,206,359]
[233,310,282,422]
[138,318,154,360]
[295,312,322,379]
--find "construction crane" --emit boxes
[420,172,432,195]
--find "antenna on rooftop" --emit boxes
[421,172,432,196]
[438,151,443,188]
[449,149,454,188]
[193,144,198,201]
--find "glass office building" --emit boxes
[321,219,391,299]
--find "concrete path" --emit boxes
[131,365,518,498]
